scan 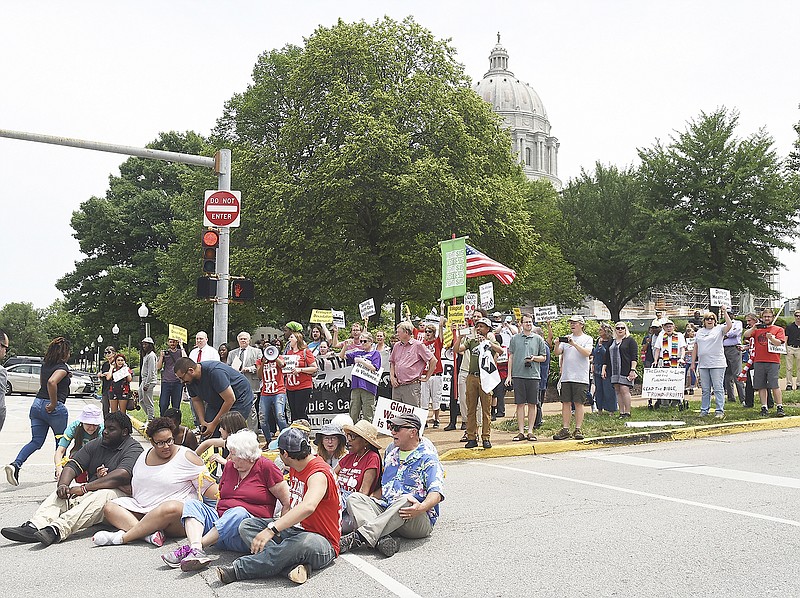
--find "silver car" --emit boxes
[4,363,97,397]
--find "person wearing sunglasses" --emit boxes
[0,328,9,433]
[340,413,444,558]
[340,331,382,423]
[690,307,733,418]
[602,322,639,419]
[98,345,117,417]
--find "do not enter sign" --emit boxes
[203,190,241,228]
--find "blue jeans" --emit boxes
[159,380,183,415]
[699,367,726,414]
[14,398,68,468]
[182,500,251,553]
[233,518,335,581]
[259,393,288,443]
[593,374,617,412]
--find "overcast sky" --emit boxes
[2,0,798,313]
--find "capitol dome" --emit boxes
[473,35,561,190]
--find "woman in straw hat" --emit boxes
[335,420,383,533]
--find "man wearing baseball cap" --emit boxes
[216,427,341,585]
[157,335,187,415]
[339,413,444,558]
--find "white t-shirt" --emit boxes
[694,325,726,369]
[559,333,593,383]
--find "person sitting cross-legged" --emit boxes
[339,413,444,558]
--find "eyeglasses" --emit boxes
[152,437,175,448]
[615,326,626,330]
[345,433,358,440]
[359,339,371,343]
[387,423,414,432]
[704,317,716,321]
[104,350,113,354]
[0,342,8,350]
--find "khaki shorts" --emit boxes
[559,381,589,404]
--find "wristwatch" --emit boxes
[267,522,281,539]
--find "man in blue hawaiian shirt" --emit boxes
[339,413,444,558]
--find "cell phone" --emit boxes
[558,336,570,343]
[755,323,767,329]
[163,351,169,356]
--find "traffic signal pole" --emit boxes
[0,128,232,347]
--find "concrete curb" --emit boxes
[439,416,800,461]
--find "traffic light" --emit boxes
[231,279,255,301]
[201,228,220,274]
[197,277,216,299]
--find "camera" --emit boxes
[524,360,532,368]
[755,323,768,329]
[558,336,569,343]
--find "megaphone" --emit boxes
[264,345,279,361]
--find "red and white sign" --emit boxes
[203,190,241,228]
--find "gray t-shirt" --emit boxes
[508,332,548,380]
[559,333,593,384]
[67,434,144,482]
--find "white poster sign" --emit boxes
[768,342,787,355]
[464,293,478,317]
[282,354,299,373]
[641,368,685,401]
[479,282,495,310]
[351,363,383,386]
[331,309,346,329]
[709,288,732,308]
[112,366,130,382]
[372,397,428,437]
[358,298,376,319]
[534,305,559,322]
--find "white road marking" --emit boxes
[588,454,800,488]
[340,553,424,598]
[480,462,800,527]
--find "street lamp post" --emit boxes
[96,335,103,372]
[84,346,89,372]
[112,323,120,347]
[137,303,149,371]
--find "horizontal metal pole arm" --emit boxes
[0,128,216,169]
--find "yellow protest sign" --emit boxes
[448,304,465,326]
[513,308,522,322]
[310,309,333,324]
[168,324,188,343]
[442,320,454,348]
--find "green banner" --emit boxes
[439,237,467,300]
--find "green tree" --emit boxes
[0,302,47,356]
[209,17,540,325]
[557,163,661,322]
[638,107,798,297]
[40,299,86,347]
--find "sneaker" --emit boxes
[92,530,124,546]
[180,548,218,572]
[776,405,785,418]
[464,439,478,448]
[161,544,193,568]
[432,420,440,428]
[216,565,237,585]
[4,463,20,487]
[145,530,165,547]
[573,428,584,440]
[288,563,310,584]
[761,406,769,417]
[512,432,526,441]
[443,423,456,431]
[689,388,694,395]
[553,427,571,440]
[34,525,60,547]
[786,385,794,391]
[714,412,725,419]
[1,521,39,543]
[482,440,492,449]
[339,531,365,554]
[376,535,399,557]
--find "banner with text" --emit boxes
[448,304,465,326]
[310,309,333,324]
[358,298,376,319]
[168,324,188,344]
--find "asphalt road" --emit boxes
[1,395,799,597]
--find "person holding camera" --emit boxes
[743,308,786,417]
[157,336,187,415]
[506,313,548,441]
[549,315,594,440]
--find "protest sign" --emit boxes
[168,324,188,344]
[534,305,559,322]
[479,281,495,310]
[352,363,383,386]
[332,310,346,329]
[641,368,685,401]
[709,288,732,308]
[768,342,787,354]
[448,304,465,326]
[282,354,299,373]
[513,308,522,322]
[359,298,376,319]
[310,309,333,324]
[439,236,467,301]
[372,397,428,437]
[464,293,478,317]
[112,366,130,382]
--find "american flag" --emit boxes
[465,244,516,285]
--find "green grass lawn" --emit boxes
[493,390,800,439]
[127,400,195,428]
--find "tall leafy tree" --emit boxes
[638,108,798,297]
[557,163,660,321]
[0,302,47,356]
[210,17,541,324]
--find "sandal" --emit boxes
[512,433,526,441]
[460,433,469,442]
[527,433,537,442]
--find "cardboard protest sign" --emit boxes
[641,368,685,401]
[464,293,478,317]
[513,308,522,322]
[479,281,495,310]
[359,298,376,319]
[331,310,346,328]
[112,366,130,382]
[310,309,333,324]
[768,342,787,354]
[372,397,428,437]
[448,304,465,326]
[168,324,188,344]
[439,237,467,301]
[351,363,383,386]
[534,305,559,322]
[709,288,732,308]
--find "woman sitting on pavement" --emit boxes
[690,307,733,418]
[161,429,290,572]
[92,417,213,547]
[314,423,347,470]
[163,407,198,451]
[54,404,103,481]
[335,420,382,534]
[602,322,639,418]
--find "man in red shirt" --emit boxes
[215,428,341,585]
[421,319,445,428]
[743,308,787,417]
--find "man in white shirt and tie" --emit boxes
[189,331,220,363]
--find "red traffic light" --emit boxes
[231,279,255,301]
[202,229,219,248]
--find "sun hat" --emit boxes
[315,423,346,446]
[342,420,382,450]
[475,317,492,328]
[79,404,103,425]
[141,336,155,344]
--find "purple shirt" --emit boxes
[345,349,382,395]
[389,339,434,384]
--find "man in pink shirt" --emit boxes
[389,322,437,407]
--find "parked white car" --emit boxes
[4,363,97,397]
